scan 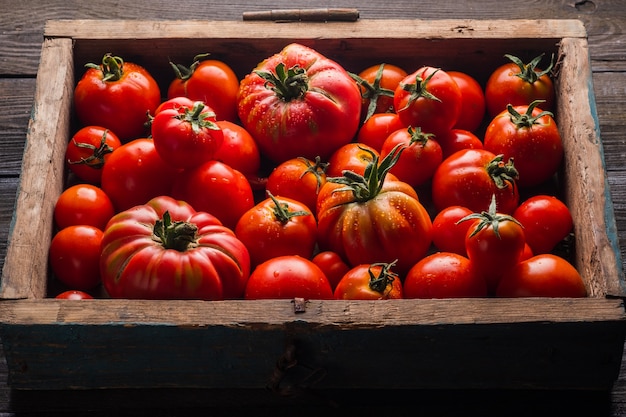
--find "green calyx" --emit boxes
[85,53,125,82]
[505,53,554,84]
[67,129,115,169]
[298,156,329,193]
[485,154,519,190]
[458,195,522,239]
[507,99,554,129]
[255,62,309,101]
[153,211,198,252]
[398,68,441,111]
[177,101,220,134]
[267,191,311,225]
[368,260,399,294]
[407,126,435,147]
[349,63,396,122]
[169,53,210,81]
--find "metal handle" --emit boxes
[243,8,360,22]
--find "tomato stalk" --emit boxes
[266,191,311,225]
[298,156,329,193]
[350,63,395,121]
[368,260,399,294]
[178,101,220,134]
[67,129,115,169]
[505,53,554,85]
[506,99,554,129]
[255,63,309,101]
[398,68,441,111]
[169,53,210,81]
[85,53,125,82]
[153,211,198,252]
[486,154,519,190]
[406,126,435,147]
[458,195,522,239]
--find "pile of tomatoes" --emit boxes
[49,44,587,301]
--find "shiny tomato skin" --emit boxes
[237,43,362,164]
[55,290,94,300]
[496,254,587,298]
[171,160,254,230]
[100,196,251,300]
[404,252,487,298]
[213,120,261,177]
[49,225,103,291]
[266,157,328,213]
[54,183,115,231]
[355,63,408,120]
[311,251,350,291]
[168,58,239,122]
[244,255,333,300]
[356,112,405,152]
[448,71,486,133]
[334,263,403,300]
[65,126,122,184]
[100,138,180,212]
[435,128,484,160]
[74,54,161,141]
[513,195,573,254]
[431,205,475,256]
[326,142,380,178]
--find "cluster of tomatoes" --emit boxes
[49,43,587,301]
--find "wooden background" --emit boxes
[1,0,625,415]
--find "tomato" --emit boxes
[404,252,487,298]
[54,184,115,231]
[171,160,254,230]
[151,98,224,169]
[317,145,433,275]
[101,138,180,212]
[351,63,408,121]
[244,255,333,300]
[448,71,486,132]
[431,148,519,214]
[55,290,94,300]
[213,120,261,178]
[237,43,362,164]
[380,126,443,187]
[235,193,317,267]
[65,126,121,184]
[100,196,251,300]
[326,142,380,178]
[513,195,573,254]
[356,112,405,152]
[431,205,475,256]
[311,251,350,291]
[334,261,403,300]
[73,53,161,141]
[266,156,328,213]
[434,128,483,160]
[167,54,239,122]
[49,225,103,291]
[460,196,526,294]
[496,254,587,298]
[394,66,462,136]
[483,100,563,188]
[485,53,555,118]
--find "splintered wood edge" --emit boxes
[0,38,73,300]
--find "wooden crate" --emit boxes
[1,19,625,392]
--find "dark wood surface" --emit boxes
[1,0,625,415]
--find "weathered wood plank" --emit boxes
[0,79,35,176]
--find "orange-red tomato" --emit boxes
[334,261,403,300]
[49,225,103,291]
[54,183,115,231]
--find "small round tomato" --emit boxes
[356,112,405,152]
[65,126,122,184]
[266,156,328,213]
[352,63,408,121]
[244,255,333,300]
[326,142,380,178]
[49,225,103,290]
[311,251,350,291]
[55,290,94,300]
[431,205,475,256]
[496,254,587,298]
[404,252,487,298]
[434,128,484,160]
[334,261,403,300]
[513,195,573,254]
[448,71,486,133]
[54,184,115,231]
[213,120,261,178]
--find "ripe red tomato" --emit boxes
[404,252,487,298]
[326,142,380,178]
[49,225,103,291]
[235,193,318,267]
[65,126,121,184]
[244,255,333,300]
[171,160,254,230]
[54,183,115,231]
[237,43,362,164]
[431,148,520,214]
[100,196,251,300]
[100,138,180,212]
[151,98,224,169]
[334,261,403,300]
[213,120,261,178]
[483,100,563,188]
[167,54,240,122]
[431,205,475,256]
[434,128,484,160]
[356,112,405,152]
[266,156,328,213]
[394,66,462,136]
[73,53,161,141]
[447,71,486,133]
[380,126,443,187]
[513,195,573,254]
[485,53,555,118]
[311,251,350,291]
[55,290,94,300]
[496,254,587,298]
[352,63,408,121]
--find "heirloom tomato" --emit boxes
[316,145,432,275]
[496,254,587,298]
[100,196,251,300]
[167,54,239,122]
[431,205,475,256]
[394,66,462,136]
[266,156,328,213]
[244,255,333,300]
[435,128,483,160]
[356,112,405,152]
[237,43,362,164]
[214,120,261,178]
[54,184,115,231]
[404,252,487,299]
[351,63,408,121]
[431,148,519,214]
[74,53,161,141]
[448,70,486,132]
[65,126,121,184]
[483,100,563,188]
[485,53,555,118]
[513,194,573,254]
[311,251,350,291]
[326,142,380,178]
[49,225,103,291]
[235,193,318,267]
[334,261,403,300]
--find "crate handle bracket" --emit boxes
[242,8,360,22]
